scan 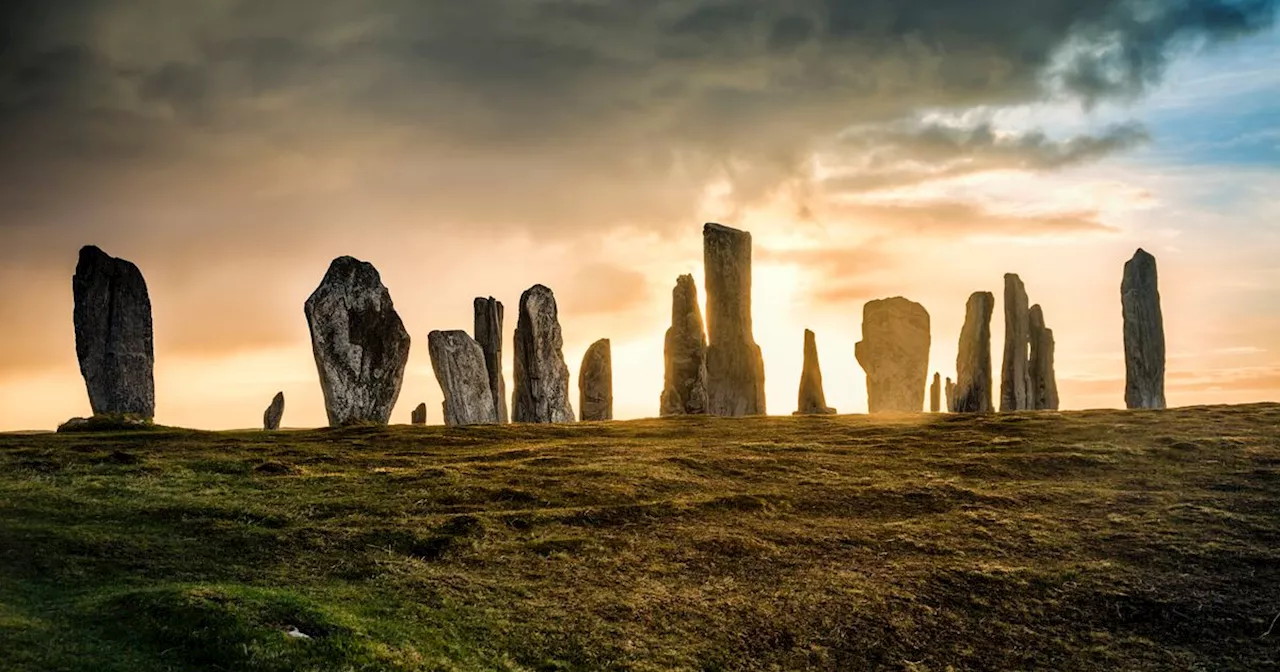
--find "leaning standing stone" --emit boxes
[703,223,766,416]
[955,291,995,413]
[411,403,427,425]
[854,297,931,413]
[73,246,156,418]
[1000,274,1033,412]
[473,297,508,423]
[263,392,285,430]
[512,284,575,423]
[795,329,836,415]
[304,256,411,426]
[428,330,498,426]
[1122,249,1166,409]
[659,274,709,416]
[579,339,613,421]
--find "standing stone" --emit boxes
[304,256,410,426]
[854,297,931,413]
[659,274,709,416]
[263,392,285,430]
[579,339,613,421]
[512,284,575,423]
[72,246,155,418]
[929,373,941,413]
[955,291,995,413]
[1000,274,1033,412]
[945,377,956,413]
[411,403,427,425]
[703,223,766,416]
[428,330,498,426]
[473,297,508,423]
[1029,305,1060,410]
[1122,249,1166,409]
[795,329,836,415]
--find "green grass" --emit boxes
[2,405,1279,671]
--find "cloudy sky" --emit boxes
[1,0,1277,429]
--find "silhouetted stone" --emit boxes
[955,291,995,413]
[304,256,410,426]
[795,329,836,415]
[703,223,766,416]
[854,297,931,413]
[659,274,709,416]
[512,284,575,423]
[411,403,427,425]
[579,339,613,421]
[930,373,941,413]
[1000,274,1033,412]
[945,377,955,413]
[1029,304,1060,410]
[73,246,155,418]
[1122,249,1166,409]
[428,330,498,426]
[263,392,284,430]
[473,297,508,423]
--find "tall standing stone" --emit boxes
[929,373,941,413]
[703,223,766,416]
[263,392,285,430]
[579,339,613,421]
[411,403,427,425]
[659,274,709,416]
[428,330,498,426]
[1122,249,1166,409]
[854,297,931,413]
[795,329,836,415]
[955,291,995,413]
[305,256,410,426]
[512,284,575,423]
[72,246,155,418]
[473,297,508,423]
[1029,304,1060,411]
[945,377,955,413]
[1000,274,1033,412]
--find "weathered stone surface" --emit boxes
[512,284,575,423]
[263,392,285,430]
[703,223,766,416]
[659,275,709,416]
[930,373,941,413]
[57,413,152,433]
[795,329,836,415]
[473,297,508,423]
[1000,274,1033,412]
[854,297,931,413]
[1122,248,1166,409]
[411,403,427,425]
[428,330,498,426]
[1029,304,1060,411]
[945,377,955,413]
[579,339,613,421]
[955,291,995,413]
[304,256,411,426]
[73,246,156,418]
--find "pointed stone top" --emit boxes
[704,222,749,238]
[1127,248,1158,269]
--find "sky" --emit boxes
[0,0,1277,430]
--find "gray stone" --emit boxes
[304,256,411,426]
[955,291,995,413]
[1122,249,1166,409]
[1000,274,1033,412]
[428,330,498,426]
[854,297,931,413]
[579,339,613,421]
[1029,304,1060,410]
[411,403,427,425]
[930,373,941,413]
[703,223,766,416]
[512,284,575,423]
[263,392,285,430]
[945,377,955,413]
[795,329,836,415]
[473,297,508,423]
[73,246,155,418]
[659,274,709,416]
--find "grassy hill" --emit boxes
[2,405,1279,671]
